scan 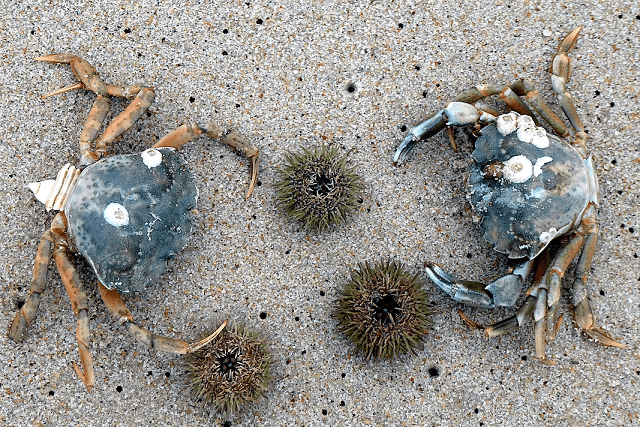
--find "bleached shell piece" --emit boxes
[533,156,553,177]
[28,163,81,211]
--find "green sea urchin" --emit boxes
[186,323,272,415]
[334,260,431,360]
[275,145,363,231]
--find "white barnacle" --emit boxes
[141,148,163,168]
[496,112,519,135]
[530,127,550,148]
[516,114,535,129]
[104,202,130,227]
[502,155,533,183]
[539,227,558,244]
[533,156,553,177]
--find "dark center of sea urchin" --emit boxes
[309,170,335,197]
[276,145,363,231]
[372,293,401,325]
[217,351,241,379]
[333,260,432,360]
[186,323,272,415]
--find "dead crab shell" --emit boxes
[468,122,597,260]
[65,147,197,293]
[10,53,260,388]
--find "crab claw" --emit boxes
[425,264,495,308]
[394,110,446,164]
[425,262,528,309]
[394,102,480,164]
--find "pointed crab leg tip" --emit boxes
[558,27,582,53]
[187,319,228,353]
[458,310,484,330]
[39,82,85,99]
[245,158,260,199]
[584,328,627,348]
[537,357,557,366]
[34,53,77,64]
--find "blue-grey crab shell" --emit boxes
[467,123,596,260]
[64,147,198,293]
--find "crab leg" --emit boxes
[550,27,589,157]
[78,95,111,165]
[571,206,626,348]
[97,283,227,354]
[47,213,95,387]
[544,233,585,338]
[510,80,571,137]
[8,228,55,343]
[35,54,155,165]
[154,121,260,198]
[484,250,549,338]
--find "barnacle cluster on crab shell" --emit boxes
[496,112,549,148]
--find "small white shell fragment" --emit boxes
[533,156,553,177]
[103,203,130,227]
[496,112,519,135]
[539,227,558,244]
[141,148,163,168]
[502,155,533,183]
[29,179,56,205]
[28,163,80,211]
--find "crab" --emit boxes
[394,27,625,363]
[8,54,260,387]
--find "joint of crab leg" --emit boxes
[36,54,111,98]
[485,295,536,338]
[199,123,261,196]
[499,87,539,124]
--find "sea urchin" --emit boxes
[186,323,272,415]
[275,145,363,231]
[334,260,431,360]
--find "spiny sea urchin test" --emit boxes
[275,145,363,231]
[334,260,432,360]
[186,323,272,415]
